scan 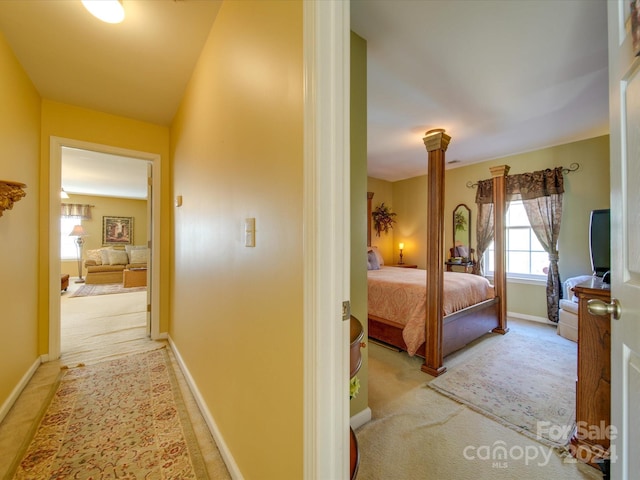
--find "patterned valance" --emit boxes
[61,203,93,219]
[475,167,565,204]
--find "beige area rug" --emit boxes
[70,283,147,297]
[428,328,577,448]
[355,322,599,480]
[7,348,209,479]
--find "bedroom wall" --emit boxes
[169,1,303,478]
[60,194,148,278]
[0,30,41,417]
[367,176,395,263]
[40,100,171,348]
[389,134,610,320]
[351,31,369,417]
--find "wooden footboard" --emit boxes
[368,296,501,363]
[442,297,500,357]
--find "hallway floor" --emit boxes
[0,279,230,479]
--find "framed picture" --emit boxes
[102,216,134,245]
[633,0,640,56]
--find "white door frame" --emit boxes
[48,136,162,360]
[303,1,350,478]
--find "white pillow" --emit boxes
[129,248,148,264]
[100,248,113,265]
[370,246,384,266]
[108,249,129,265]
[125,244,147,255]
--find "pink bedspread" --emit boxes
[367,267,495,355]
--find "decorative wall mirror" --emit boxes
[452,203,471,261]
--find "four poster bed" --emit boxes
[367,130,509,376]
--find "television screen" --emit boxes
[589,209,610,277]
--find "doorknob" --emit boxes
[587,298,622,320]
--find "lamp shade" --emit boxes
[69,225,88,237]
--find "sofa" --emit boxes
[84,245,148,284]
[557,274,593,342]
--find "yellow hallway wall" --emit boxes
[170,1,303,478]
[39,100,171,351]
[0,31,41,411]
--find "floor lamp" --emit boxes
[69,225,88,283]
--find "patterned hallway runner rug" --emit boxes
[428,329,577,448]
[8,348,209,479]
[70,283,147,297]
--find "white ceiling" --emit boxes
[351,0,609,181]
[0,0,609,195]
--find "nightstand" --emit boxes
[445,261,474,273]
[392,264,417,268]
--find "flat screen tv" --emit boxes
[589,209,610,278]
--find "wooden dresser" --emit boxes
[571,277,611,468]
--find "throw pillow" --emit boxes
[367,250,380,270]
[370,246,384,266]
[125,244,147,255]
[108,249,129,265]
[129,248,148,264]
[86,249,103,265]
[100,248,112,265]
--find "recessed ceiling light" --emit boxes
[82,0,125,24]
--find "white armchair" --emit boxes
[557,275,593,342]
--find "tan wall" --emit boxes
[350,31,368,415]
[367,177,395,263]
[169,2,303,478]
[60,194,148,278]
[0,31,41,411]
[385,135,610,319]
[39,101,170,347]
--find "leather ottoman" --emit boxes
[123,268,147,288]
[61,274,69,291]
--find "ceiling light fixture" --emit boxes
[81,0,125,24]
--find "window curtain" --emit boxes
[474,167,564,322]
[61,203,92,219]
[515,168,564,323]
[473,179,494,276]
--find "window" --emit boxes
[485,201,547,279]
[61,216,81,260]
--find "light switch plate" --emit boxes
[245,218,255,247]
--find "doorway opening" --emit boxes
[48,137,162,361]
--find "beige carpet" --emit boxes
[70,283,147,297]
[355,319,602,480]
[428,328,576,447]
[7,348,209,479]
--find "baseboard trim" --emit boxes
[0,357,41,424]
[167,336,242,479]
[350,407,371,430]
[507,311,555,325]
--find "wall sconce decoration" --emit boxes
[0,180,27,217]
[398,242,404,265]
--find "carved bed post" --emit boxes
[490,165,510,334]
[367,192,374,247]
[421,129,450,377]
